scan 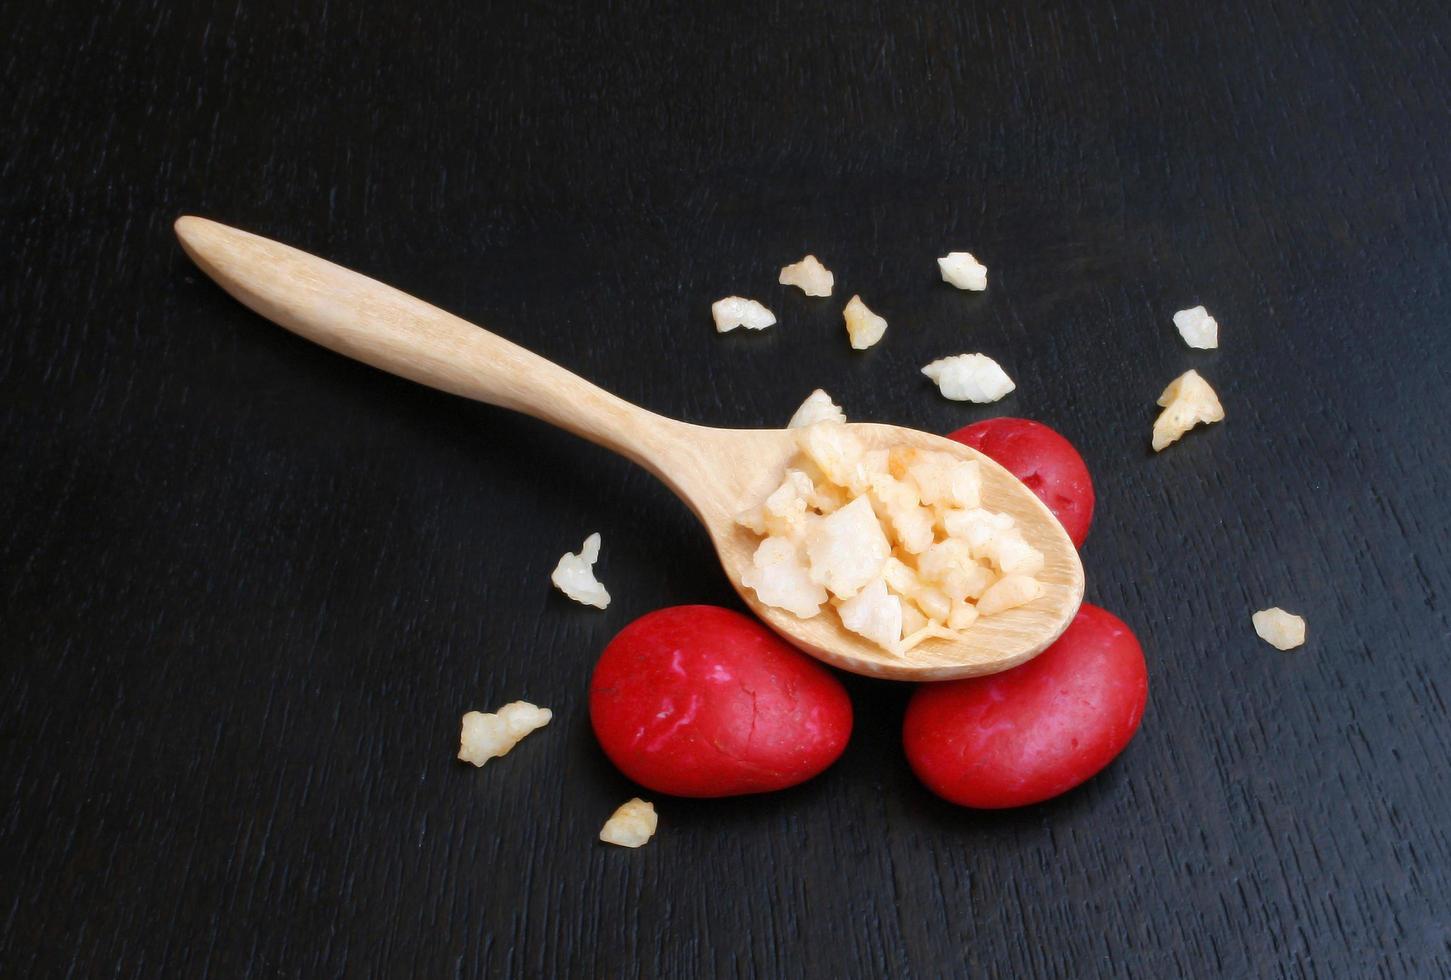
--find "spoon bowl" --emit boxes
[689,423,1084,679]
[175,216,1084,680]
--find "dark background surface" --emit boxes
[4,1,1450,977]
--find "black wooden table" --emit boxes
[5,2,1450,976]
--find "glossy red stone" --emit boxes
[903,603,1148,808]
[590,606,853,797]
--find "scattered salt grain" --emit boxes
[458,701,553,767]
[1173,306,1219,349]
[551,532,610,608]
[937,252,988,291]
[600,798,657,848]
[778,255,834,297]
[842,295,888,350]
[711,296,776,333]
[1151,369,1225,451]
[1252,607,1306,650]
[921,354,1016,403]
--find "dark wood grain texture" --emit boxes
[3,1,1450,977]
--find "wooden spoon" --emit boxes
[175,216,1084,680]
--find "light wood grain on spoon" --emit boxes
[174,216,1083,680]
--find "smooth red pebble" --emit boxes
[947,417,1095,547]
[903,604,1147,809]
[590,606,853,798]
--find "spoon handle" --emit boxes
[174,216,685,468]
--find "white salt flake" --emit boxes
[805,495,891,599]
[975,574,1042,616]
[896,621,961,656]
[787,389,846,428]
[937,252,988,291]
[842,295,887,350]
[795,421,868,490]
[600,798,657,848]
[917,539,996,602]
[1253,607,1306,650]
[1173,305,1219,349]
[778,255,834,297]
[711,296,776,333]
[921,354,1016,403]
[947,600,979,631]
[901,450,981,510]
[458,701,553,767]
[550,532,610,608]
[942,507,1016,553]
[867,473,935,555]
[741,537,828,618]
[836,577,903,650]
[1151,369,1224,451]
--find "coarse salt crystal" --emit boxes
[1252,607,1306,650]
[836,577,903,650]
[787,389,846,428]
[779,255,834,297]
[974,574,1042,616]
[600,798,657,847]
[804,495,891,600]
[551,532,610,608]
[458,701,553,767]
[1173,306,1219,349]
[711,296,776,333]
[937,252,988,291]
[1151,369,1224,451]
[842,295,888,350]
[741,536,827,618]
[922,354,1016,403]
